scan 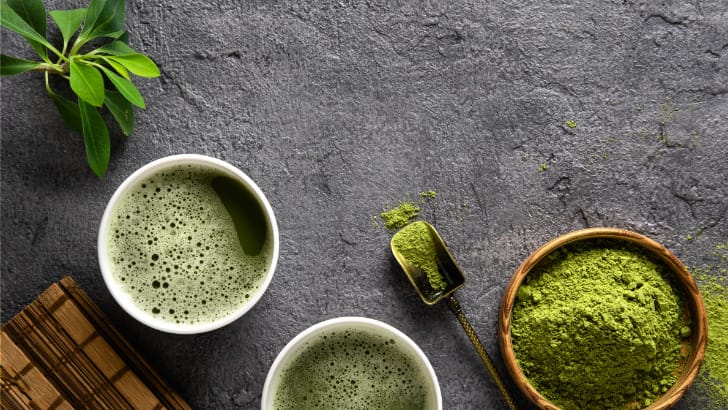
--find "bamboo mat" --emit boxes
[1,276,191,410]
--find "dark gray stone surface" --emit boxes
[2,0,727,409]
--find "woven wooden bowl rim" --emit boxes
[498,227,708,410]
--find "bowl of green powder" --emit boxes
[499,227,707,410]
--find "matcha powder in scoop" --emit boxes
[511,240,691,410]
[391,221,448,292]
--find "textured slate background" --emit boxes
[2,0,727,409]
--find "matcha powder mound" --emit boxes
[381,202,420,230]
[391,221,448,292]
[511,240,690,410]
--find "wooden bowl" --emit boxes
[498,227,707,410]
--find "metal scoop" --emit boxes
[391,221,518,410]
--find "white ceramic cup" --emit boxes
[261,317,442,410]
[98,154,279,334]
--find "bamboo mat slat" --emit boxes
[1,277,191,410]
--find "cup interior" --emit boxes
[98,154,279,334]
[261,317,442,410]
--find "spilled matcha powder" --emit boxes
[391,221,448,292]
[700,277,728,391]
[511,240,690,410]
[692,249,728,409]
[381,202,420,230]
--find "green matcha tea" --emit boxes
[106,164,273,325]
[272,328,437,410]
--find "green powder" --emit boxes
[701,279,728,387]
[381,202,420,230]
[511,240,690,410]
[391,221,447,292]
[693,258,728,409]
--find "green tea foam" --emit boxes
[106,164,272,325]
[272,328,436,410]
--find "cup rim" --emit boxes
[261,316,443,410]
[98,154,280,334]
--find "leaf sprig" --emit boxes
[1,0,159,177]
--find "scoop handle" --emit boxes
[446,296,519,410]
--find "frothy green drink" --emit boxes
[106,164,273,325]
[271,327,438,410]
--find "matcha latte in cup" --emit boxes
[262,317,442,410]
[98,154,279,334]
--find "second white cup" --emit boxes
[262,317,442,410]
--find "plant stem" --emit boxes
[59,42,69,63]
[45,72,52,94]
[69,37,87,58]
[45,44,68,62]
[31,63,67,75]
[83,60,106,70]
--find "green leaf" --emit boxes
[50,8,87,46]
[98,65,144,108]
[104,90,134,135]
[99,29,126,40]
[117,30,129,44]
[96,40,136,55]
[6,0,45,35]
[81,0,106,33]
[70,58,105,106]
[50,93,83,133]
[79,0,125,41]
[1,54,41,75]
[104,57,129,79]
[0,2,54,52]
[107,54,160,78]
[79,99,110,178]
[6,0,47,60]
